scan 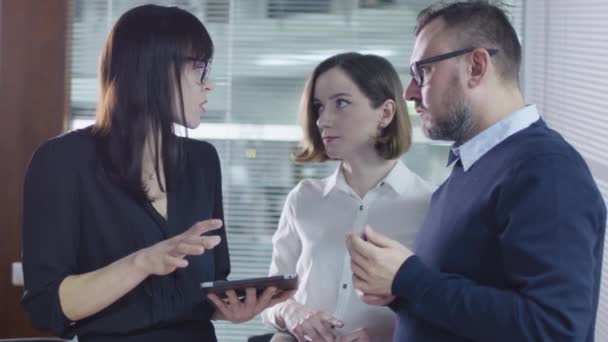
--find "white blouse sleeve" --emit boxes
[261,188,302,329]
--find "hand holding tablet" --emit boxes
[204,274,298,323]
[202,274,298,300]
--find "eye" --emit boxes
[192,60,206,69]
[419,64,431,76]
[336,98,350,109]
[312,101,323,115]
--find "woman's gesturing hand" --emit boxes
[133,219,223,276]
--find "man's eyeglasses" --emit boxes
[409,47,498,87]
[183,56,212,84]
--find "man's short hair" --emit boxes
[416,1,522,83]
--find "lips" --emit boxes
[417,107,430,120]
[322,136,338,144]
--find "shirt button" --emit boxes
[359,205,363,211]
[342,283,348,289]
[380,182,385,186]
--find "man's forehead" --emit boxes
[410,18,453,62]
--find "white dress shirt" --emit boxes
[449,104,541,171]
[262,161,435,340]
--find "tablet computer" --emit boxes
[201,274,298,299]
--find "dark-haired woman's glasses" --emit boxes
[184,57,212,84]
[409,47,498,87]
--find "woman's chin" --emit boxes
[187,122,200,129]
[179,119,200,130]
[324,151,342,161]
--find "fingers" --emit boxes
[346,226,395,259]
[174,241,205,256]
[348,247,372,280]
[210,288,283,324]
[297,322,324,342]
[310,319,335,341]
[292,328,307,342]
[207,293,230,318]
[286,305,340,342]
[360,293,395,306]
[202,235,221,249]
[244,287,258,309]
[212,288,271,324]
[346,233,375,262]
[298,313,341,342]
[350,258,369,281]
[164,254,188,268]
[339,328,370,342]
[225,289,242,306]
[170,235,221,259]
[187,219,223,236]
[363,225,394,248]
[320,313,344,329]
[180,220,222,251]
[352,272,372,294]
[254,286,276,312]
[182,234,222,249]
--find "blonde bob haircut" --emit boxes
[294,52,411,162]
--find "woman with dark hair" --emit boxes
[21,5,290,342]
[261,53,435,341]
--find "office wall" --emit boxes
[0,0,69,337]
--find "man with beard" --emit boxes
[346,1,606,341]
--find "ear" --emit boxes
[467,48,491,88]
[379,99,396,128]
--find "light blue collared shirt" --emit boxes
[449,105,541,171]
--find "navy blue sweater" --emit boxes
[391,120,606,341]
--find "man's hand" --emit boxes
[357,292,395,306]
[337,328,372,342]
[346,225,413,296]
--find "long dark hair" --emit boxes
[93,5,213,203]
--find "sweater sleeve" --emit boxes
[391,153,606,341]
[21,139,81,338]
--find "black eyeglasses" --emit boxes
[409,47,498,87]
[183,56,212,84]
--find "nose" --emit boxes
[316,107,331,128]
[404,78,421,102]
[203,80,214,92]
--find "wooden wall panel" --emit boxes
[0,0,69,337]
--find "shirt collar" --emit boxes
[322,160,411,198]
[322,167,343,198]
[448,104,540,171]
[381,160,413,194]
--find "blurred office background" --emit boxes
[0,0,606,340]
